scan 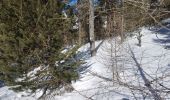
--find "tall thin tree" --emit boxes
[89,0,96,56]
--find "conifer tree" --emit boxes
[0,0,80,96]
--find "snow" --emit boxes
[0,87,36,100]
[1,22,170,100]
[162,18,170,24]
[27,66,41,77]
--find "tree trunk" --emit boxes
[89,0,96,56]
[78,18,83,45]
[120,14,124,43]
[78,0,83,45]
[120,0,124,43]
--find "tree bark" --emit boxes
[120,14,124,43]
[89,0,96,56]
[78,0,83,45]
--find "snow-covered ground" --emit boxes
[1,20,170,100]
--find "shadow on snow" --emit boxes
[150,24,170,49]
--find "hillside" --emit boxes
[0,19,170,100]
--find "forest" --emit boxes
[0,0,170,100]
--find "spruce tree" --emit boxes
[0,0,80,96]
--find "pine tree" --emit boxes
[0,0,80,97]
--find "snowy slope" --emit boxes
[0,23,170,100]
[53,27,170,100]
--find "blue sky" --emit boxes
[68,0,77,6]
[67,0,99,6]
[63,0,99,13]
